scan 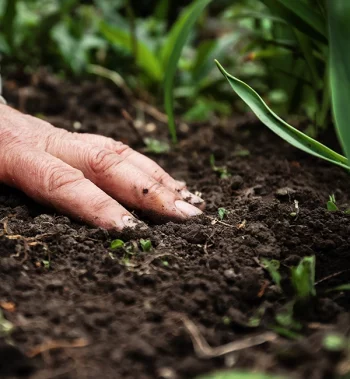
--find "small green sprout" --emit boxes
[162,260,169,267]
[42,260,50,269]
[327,194,339,211]
[140,238,152,252]
[323,333,347,352]
[261,259,281,288]
[291,256,316,299]
[0,310,14,337]
[218,207,228,220]
[110,239,125,249]
[144,138,170,154]
[222,316,231,325]
[233,148,250,157]
[210,154,231,179]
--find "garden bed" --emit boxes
[0,76,349,379]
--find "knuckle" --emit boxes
[156,171,172,185]
[115,143,132,156]
[45,164,85,193]
[89,148,122,175]
[90,196,114,214]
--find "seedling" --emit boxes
[110,239,125,249]
[144,138,170,154]
[140,238,152,252]
[210,154,231,179]
[291,256,316,299]
[261,259,281,288]
[0,310,14,337]
[323,333,348,352]
[327,194,339,211]
[218,207,228,220]
[42,260,50,269]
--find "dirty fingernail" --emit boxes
[175,200,203,217]
[180,189,204,205]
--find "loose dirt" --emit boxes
[0,73,349,379]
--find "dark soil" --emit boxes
[1,72,350,379]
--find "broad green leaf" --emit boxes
[215,61,349,170]
[100,21,162,82]
[291,256,316,299]
[260,0,327,44]
[328,1,350,164]
[110,239,125,249]
[197,371,285,379]
[164,0,212,143]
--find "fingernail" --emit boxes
[175,200,203,217]
[180,189,204,205]
[122,215,143,228]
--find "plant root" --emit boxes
[172,313,277,359]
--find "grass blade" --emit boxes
[215,60,349,170]
[261,0,327,43]
[276,0,327,38]
[99,21,162,82]
[328,0,350,164]
[163,0,212,144]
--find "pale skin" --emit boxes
[0,104,204,230]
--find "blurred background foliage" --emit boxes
[0,0,327,129]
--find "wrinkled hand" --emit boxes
[0,104,204,229]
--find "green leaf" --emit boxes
[291,256,316,299]
[327,194,338,211]
[327,284,350,293]
[110,239,125,249]
[144,138,170,154]
[260,0,327,43]
[261,259,281,288]
[328,0,350,164]
[140,238,152,252]
[163,0,212,143]
[215,61,349,170]
[323,333,347,352]
[100,21,162,82]
[197,371,286,379]
[0,310,14,337]
[218,207,228,220]
[276,0,326,38]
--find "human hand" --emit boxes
[0,104,204,230]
